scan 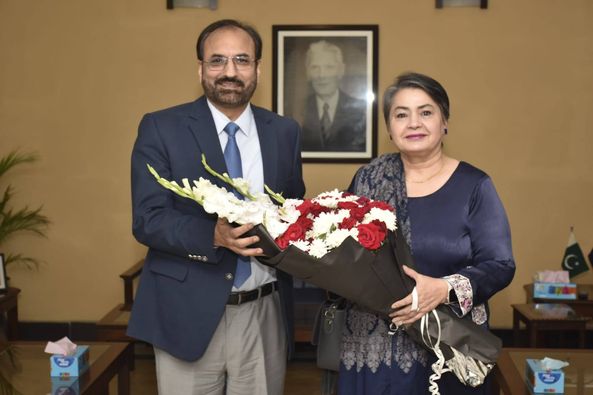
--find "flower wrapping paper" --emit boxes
[253,224,501,371]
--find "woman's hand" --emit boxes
[213,218,263,256]
[389,265,449,326]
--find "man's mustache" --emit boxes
[215,77,244,87]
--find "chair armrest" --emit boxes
[121,259,144,310]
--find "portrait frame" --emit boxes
[273,25,378,163]
[0,254,6,293]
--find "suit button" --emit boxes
[202,256,208,262]
[188,254,196,260]
[225,273,234,281]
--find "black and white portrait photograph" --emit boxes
[273,25,378,162]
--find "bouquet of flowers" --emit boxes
[149,156,501,390]
[149,155,397,259]
[148,155,411,316]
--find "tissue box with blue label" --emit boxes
[533,282,577,300]
[50,345,89,377]
[526,358,564,393]
[51,376,80,395]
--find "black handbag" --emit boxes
[312,296,346,372]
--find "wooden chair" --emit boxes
[97,259,144,341]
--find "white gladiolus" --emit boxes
[279,205,301,224]
[202,192,240,216]
[264,216,290,239]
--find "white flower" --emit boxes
[191,178,220,202]
[290,239,311,252]
[311,210,351,237]
[325,228,352,249]
[232,177,251,196]
[202,191,241,218]
[233,200,266,225]
[262,212,290,239]
[279,204,301,225]
[311,212,338,237]
[349,227,360,240]
[309,238,329,258]
[363,207,397,231]
[313,189,343,208]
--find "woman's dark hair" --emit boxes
[196,19,262,61]
[382,72,450,124]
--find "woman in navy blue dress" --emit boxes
[339,72,515,395]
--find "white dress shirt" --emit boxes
[315,90,340,124]
[206,100,277,292]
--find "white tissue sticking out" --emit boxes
[533,270,570,283]
[44,336,77,356]
[539,357,569,370]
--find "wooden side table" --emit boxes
[512,303,591,348]
[523,283,593,318]
[0,287,21,340]
[494,348,593,394]
[2,341,132,394]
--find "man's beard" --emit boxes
[202,76,257,108]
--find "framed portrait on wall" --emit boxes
[273,25,378,163]
[0,254,6,292]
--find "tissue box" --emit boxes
[51,376,80,395]
[526,359,564,393]
[533,282,577,300]
[50,345,89,377]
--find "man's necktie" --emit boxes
[320,102,331,143]
[223,122,251,288]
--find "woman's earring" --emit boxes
[444,128,448,135]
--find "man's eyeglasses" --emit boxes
[202,56,258,71]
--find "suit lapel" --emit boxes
[186,97,228,184]
[253,105,278,191]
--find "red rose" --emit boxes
[356,222,387,250]
[275,235,289,250]
[282,222,307,243]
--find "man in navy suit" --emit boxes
[300,40,366,152]
[128,19,305,395]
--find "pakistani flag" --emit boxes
[561,229,589,278]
